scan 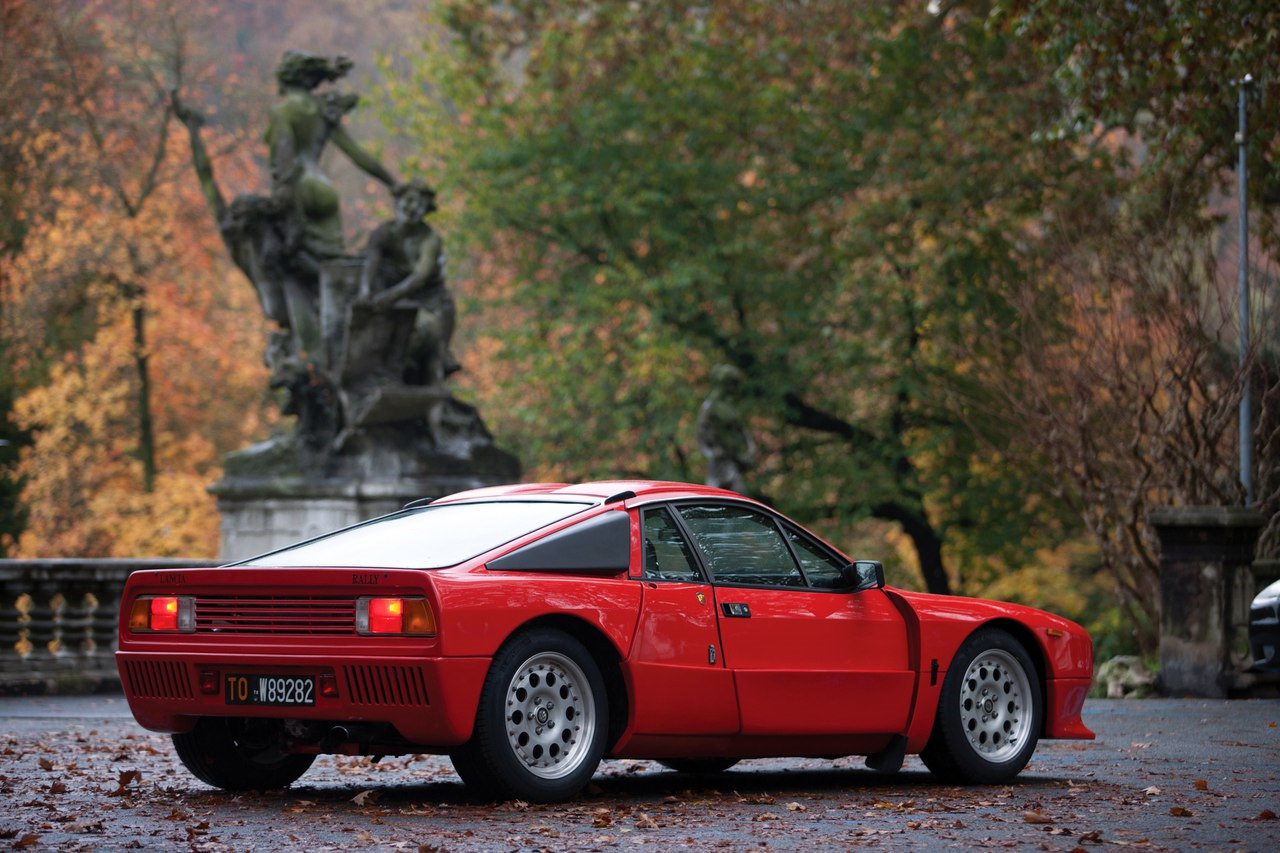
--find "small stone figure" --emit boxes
[359,179,459,386]
[697,364,755,493]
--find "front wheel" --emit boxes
[451,628,608,802]
[920,628,1041,784]
[172,718,315,790]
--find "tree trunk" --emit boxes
[873,500,951,595]
[131,298,155,493]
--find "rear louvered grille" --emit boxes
[195,596,356,635]
[124,659,192,699]
[344,664,430,706]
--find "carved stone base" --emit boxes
[212,402,521,561]
[212,471,513,562]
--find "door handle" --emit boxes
[721,602,751,618]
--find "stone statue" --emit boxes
[697,364,755,493]
[266,51,397,267]
[359,179,459,386]
[172,52,518,489]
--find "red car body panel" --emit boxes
[116,480,1094,770]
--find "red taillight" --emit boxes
[151,597,179,631]
[356,597,436,635]
[319,671,338,698]
[368,598,403,634]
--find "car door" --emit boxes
[625,505,740,735]
[674,502,915,736]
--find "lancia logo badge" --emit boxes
[696,592,706,605]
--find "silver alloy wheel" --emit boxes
[958,648,1033,763]
[504,651,596,780]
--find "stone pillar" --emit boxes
[1253,558,1280,597]
[1149,506,1265,698]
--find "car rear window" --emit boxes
[238,501,592,569]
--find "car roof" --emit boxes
[432,480,744,505]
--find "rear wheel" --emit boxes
[920,628,1041,784]
[451,628,608,802]
[172,718,315,790]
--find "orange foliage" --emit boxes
[7,121,273,558]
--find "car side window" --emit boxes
[784,526,847,588]
[676,504,804,587]
[642,507,704,582]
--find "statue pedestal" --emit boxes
[212,474,496,561]
[212,404,521,561]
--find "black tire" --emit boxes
[920,628,1041,784]
[451,628,608,802]
[171,717,315,791]
[658,758,739,774]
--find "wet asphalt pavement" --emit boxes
[0,695,1277,851]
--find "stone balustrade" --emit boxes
[0,558,217,694]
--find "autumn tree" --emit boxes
[0,0,93,551]
[3,1,275,557]
[1008,0,1280,237]
[386,0,1101,593]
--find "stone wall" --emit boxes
[0,558,218,694]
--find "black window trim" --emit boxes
[636,498,855,592]
[637,504,711,584]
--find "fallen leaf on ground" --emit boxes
[107,769,141,796]
[1169,807,1193,817]
[1023,811,1055,825]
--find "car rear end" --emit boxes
[116,566,489,753]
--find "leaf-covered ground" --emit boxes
[0,698,1277,851]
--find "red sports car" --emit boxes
[116,481,1094,802]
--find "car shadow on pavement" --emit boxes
[268,763,1088,809]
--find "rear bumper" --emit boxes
[1044,677,1095,739]
[116,650,490,747]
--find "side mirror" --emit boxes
[842,560,885,592]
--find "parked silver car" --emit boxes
[1250,579,1280,671]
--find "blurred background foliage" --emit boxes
[2,0,1278,660]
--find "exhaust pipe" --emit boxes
[320,725,350,751]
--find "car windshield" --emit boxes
[237,500,592,569]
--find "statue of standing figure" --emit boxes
[697,364,755,493]
[266,51,397,268]
[173,51,507,479]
